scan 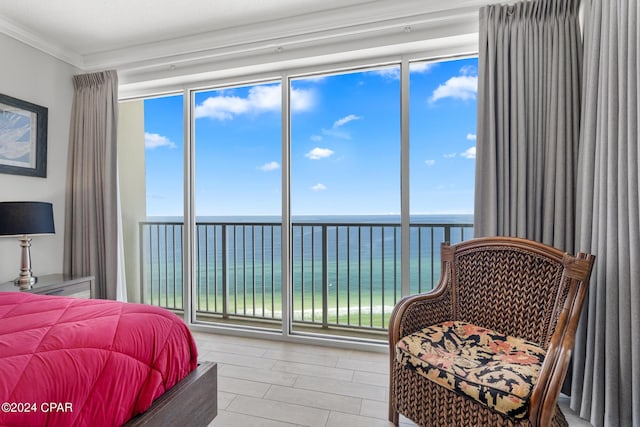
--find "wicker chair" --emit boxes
[388,237,594,427]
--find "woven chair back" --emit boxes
[448,241,579,349]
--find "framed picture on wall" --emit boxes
[0,93,48,178]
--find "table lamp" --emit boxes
[0,202,55,289]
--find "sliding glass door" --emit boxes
[289,67,401,339]
[409,58,477,294]
[192,82,283,329]
[123,55,477,343]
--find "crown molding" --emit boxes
[118,32,477,100]
[0,15,84,68]
[118,16,478,98]
[1,0,487,77]
[84,1,483,71]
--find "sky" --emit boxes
[143,57,477,217]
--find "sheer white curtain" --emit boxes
[64,70,126,301]
[572,1,639,426]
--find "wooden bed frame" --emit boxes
[124,361,217,426]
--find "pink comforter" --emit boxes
[0,292,197,427]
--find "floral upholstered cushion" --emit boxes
[395,321,546,419]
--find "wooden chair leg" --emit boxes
[389,401,399,425]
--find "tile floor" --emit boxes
[193,331,592,427]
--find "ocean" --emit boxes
[147,214,474,224]
[142,214,474,328]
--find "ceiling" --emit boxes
[0,0,496,94]
[0,0,380,56]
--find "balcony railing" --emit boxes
[140,220,473,331]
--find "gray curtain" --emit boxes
[572,1,640,426]
[64,70,123,300]
[474,0,582,252]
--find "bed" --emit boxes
[0,292,217,427]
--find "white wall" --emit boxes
[118,100,146,302]
[0,33,78,284]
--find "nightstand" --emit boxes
[0,274,94,298]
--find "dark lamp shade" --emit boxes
[0,202,55,236]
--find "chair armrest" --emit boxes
[388,245,455,425]
[527,306,576,427]
[528,254,593,427]
[388,287,454,346]
[388,258,454,349]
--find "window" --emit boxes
[137,94,184,309]
[409,58,476,294]
[193,82,283,328]
[121,55,477,343]
[290,67,400,334]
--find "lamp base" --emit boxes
[14,275,37,290]
[14,235,37,290]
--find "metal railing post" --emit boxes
[221,225,228,319]
[444,225,451,243]
[322,225,328,329]
[139,223,146,304]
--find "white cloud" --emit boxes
[320,114,362,140]
[374,67,400,80]
[322,128,351,140]
[258,161,280,171]
[195,94,247,120]
[145,132,176,149]
[467,133,477,140]
[410,62,434,74]
[300,76,327,83]
[195,84,314,120]
[305,147,334,160]
[425,159,436,166]
[443,153,457,158]
[460,65,477,76]
[460,146,476,159]
[374,63,434,80]
[311,183,327,191]
[333,114,361,128]
[429,75,478,103]
[291,87,315,112]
